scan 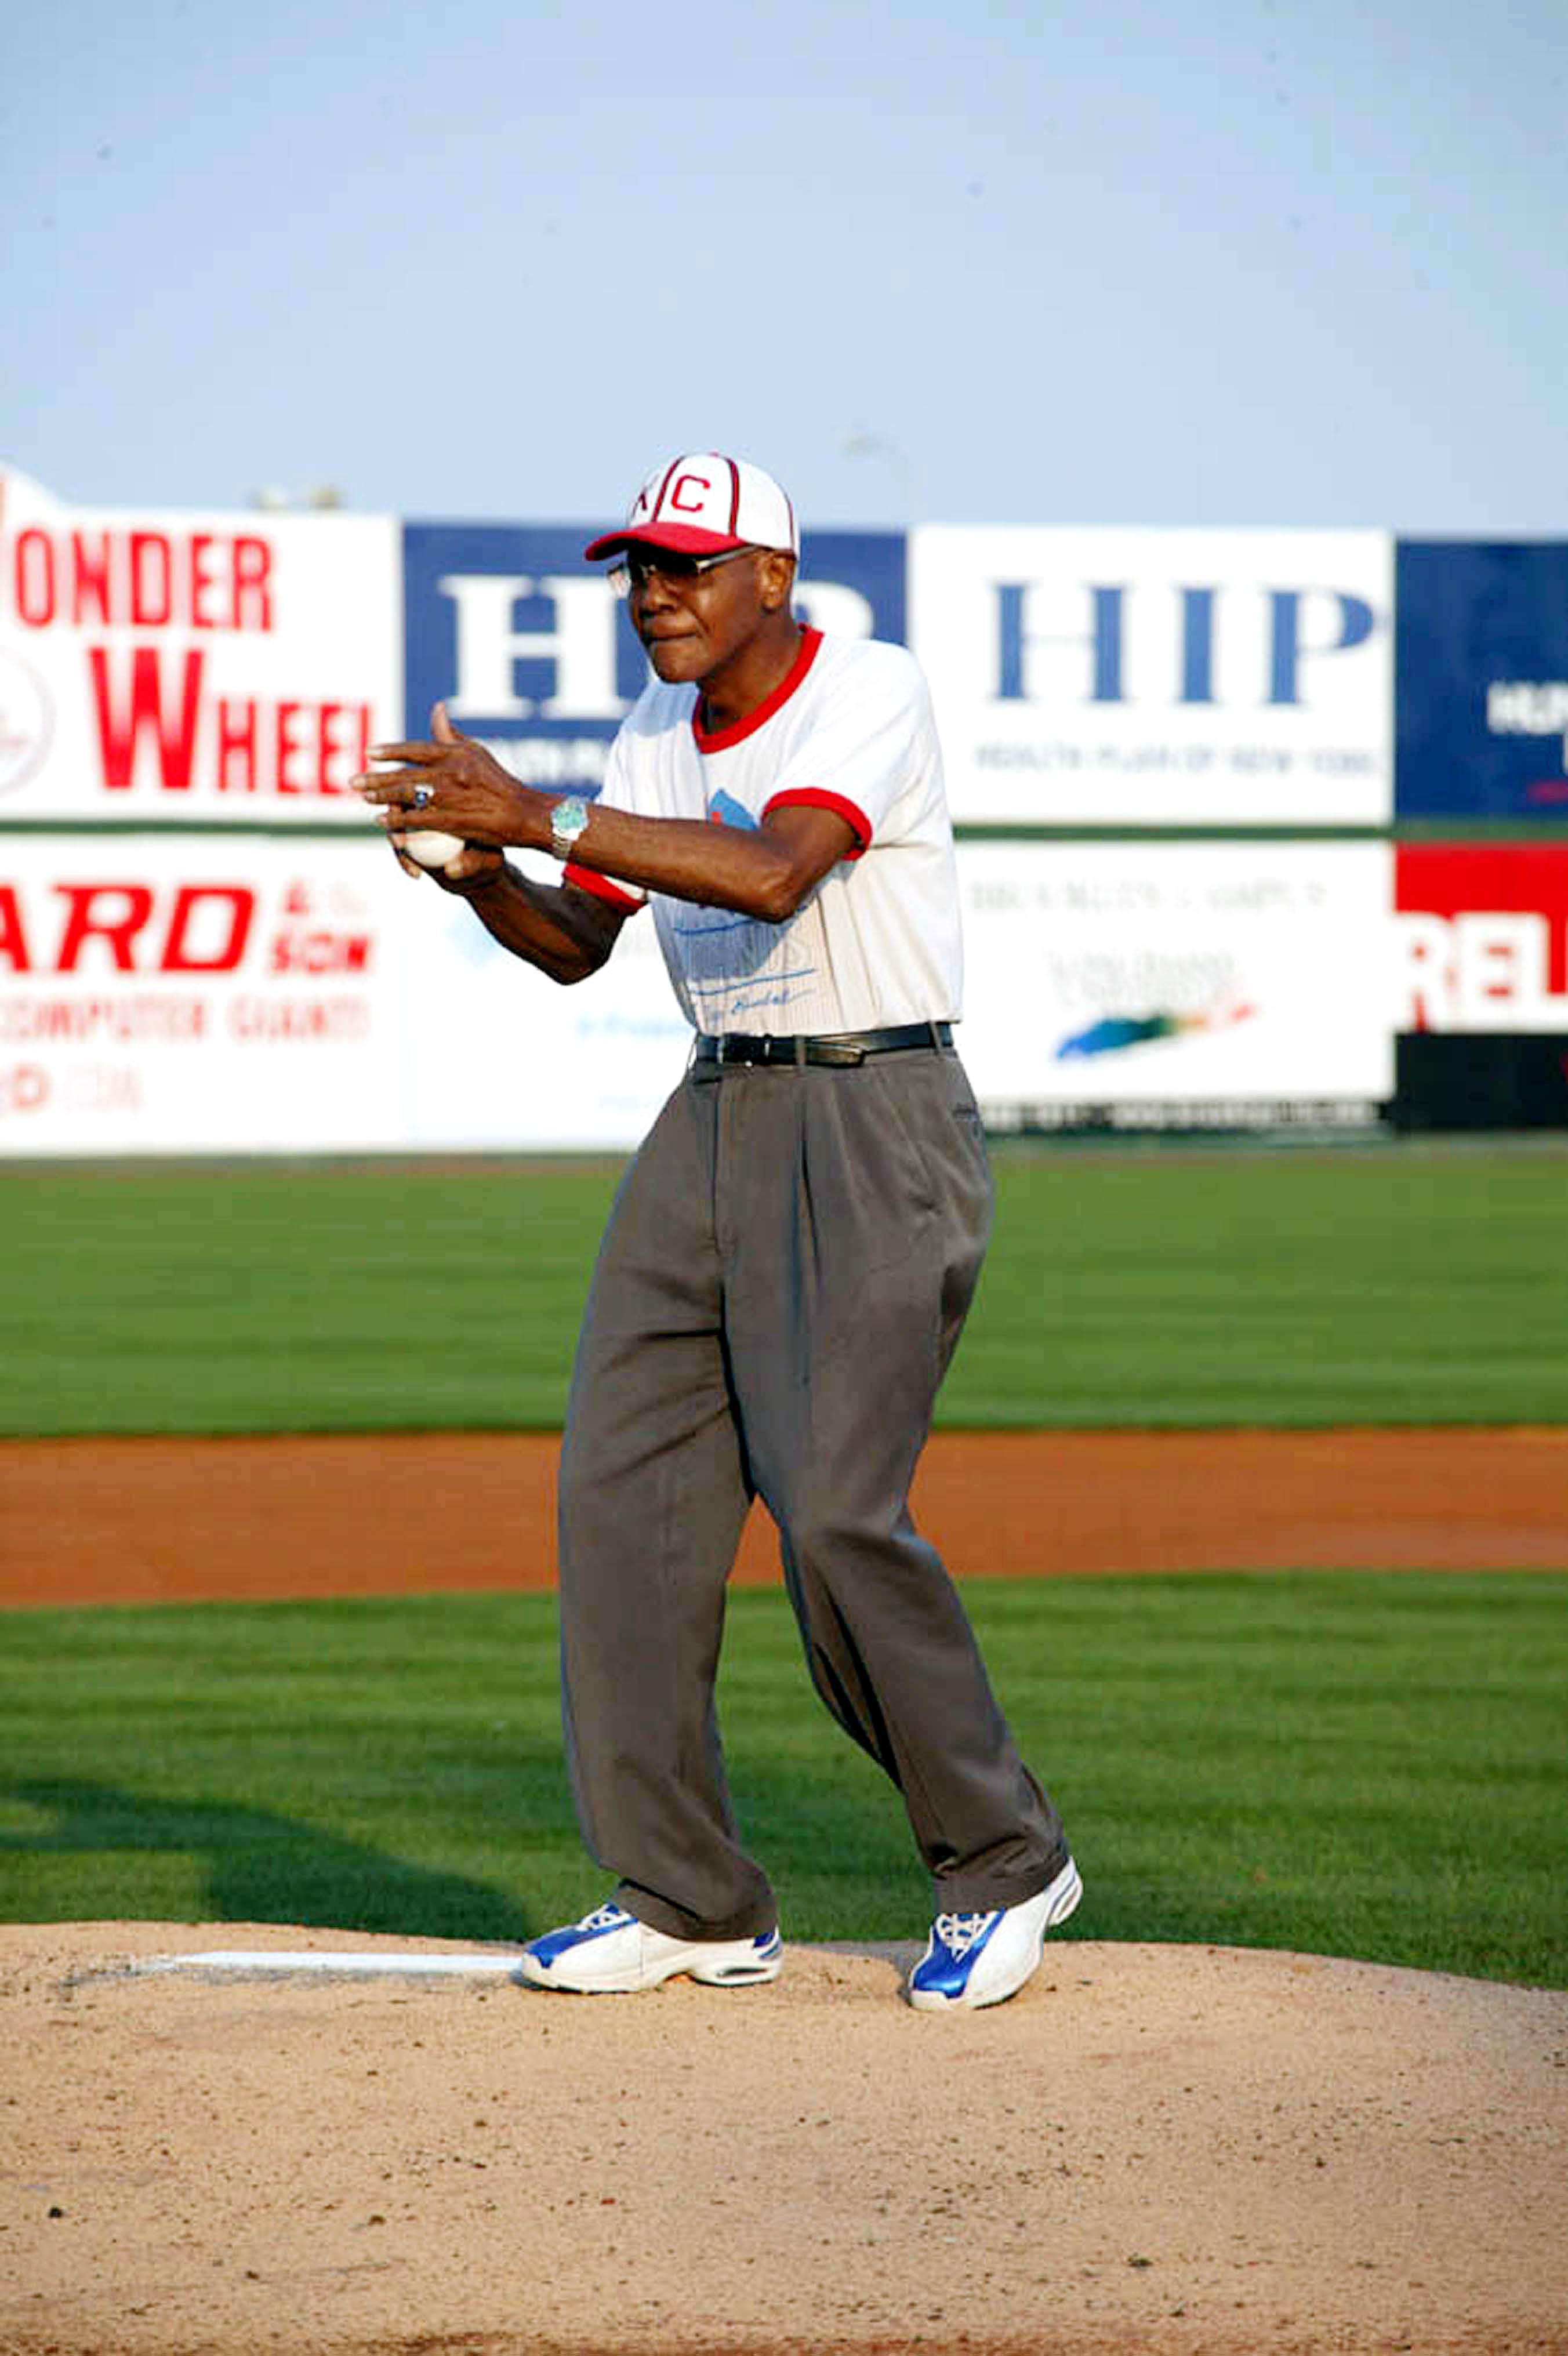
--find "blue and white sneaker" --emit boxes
[518,1902,783,1995]
[906,1856,1083,2012]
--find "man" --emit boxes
[357,453,1080,2011]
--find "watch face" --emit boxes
[552,796,590,852]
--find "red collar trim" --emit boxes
[692,627,822,753]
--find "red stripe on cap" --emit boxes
[646,458,683,527]
[724,458,741,536]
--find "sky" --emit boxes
[3,0,1566,537]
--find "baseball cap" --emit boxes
[583,453,798,563]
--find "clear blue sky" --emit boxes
[4,0,1565,534]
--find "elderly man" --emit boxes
[357,453,1080,2010]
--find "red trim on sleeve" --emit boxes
[761,786,873,860]
[693,627,822,753]
[564,863,643,912]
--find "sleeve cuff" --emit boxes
[564,864,644,912]
[761,787,873,860]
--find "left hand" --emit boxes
[354,702,547,850]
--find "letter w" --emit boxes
[88,647,205,789]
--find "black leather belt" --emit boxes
[694,1022,952,1068]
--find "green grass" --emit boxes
[2,1574,1563,1988]
[0,1156,619,1436]
[3,1138,1567,1434]
[959,1136,1568,1426]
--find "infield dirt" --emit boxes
[3,1424,1566,1608]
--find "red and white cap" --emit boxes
[583,453,798,563]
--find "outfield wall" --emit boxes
[2,462,1562,1151]
[1391,545,1568,1128]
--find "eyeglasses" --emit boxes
[607,546,756,599]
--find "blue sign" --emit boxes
[401,522,905,796]
[1396,542,1568,820]
[797,527,906,652]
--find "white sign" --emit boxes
[0,832,1397,1153]
[956,838,1394,1124]
[0,466,401,823]
[912,525,1393,827]
[0,834,406,1149]
[395,861,693,1151]
[0,834,696,1155]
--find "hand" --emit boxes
[387,826,506,891]
[355,703,548,853]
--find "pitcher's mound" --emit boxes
[2,1922,1564,2356]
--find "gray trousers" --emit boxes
[555,1042,1069,1941]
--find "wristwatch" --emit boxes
[549,795,591,862]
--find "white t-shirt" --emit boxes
[566,630,964,1036]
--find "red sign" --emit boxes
[1396,844,1568,1030]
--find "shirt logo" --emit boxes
[706,789,756,830]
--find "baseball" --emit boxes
[401,829,468,872]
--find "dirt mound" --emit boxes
[3,1921,1564,2355]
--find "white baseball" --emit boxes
[401,829,468,872]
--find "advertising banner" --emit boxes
[1396,542,1568,819]
[394,876,692,1151]
[910,527,1393,828]
[401,521,904,793]
[2,835,1404,1154]
[0,835,698,1155]
[957,838,1393,1130]
[0,467,401,824]
[1395,843,1568,1032]
[0,835,406,1149]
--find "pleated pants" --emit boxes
[555,1042,1069,1940]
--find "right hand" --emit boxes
[358,701,548,859]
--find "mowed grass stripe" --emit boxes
[1,1574,1563,1990]
[3,1141,1567,1434]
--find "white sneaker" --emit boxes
[518,1902,783,1995]
[906,1856,1083,2012]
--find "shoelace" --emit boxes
[580,1903,633,1932]
[933,1910,997,1959]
